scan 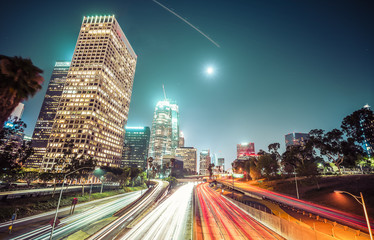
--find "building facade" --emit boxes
[27,61,70,168]
[217,157,225,170]
[41,15,137,171]
[122,126,150,169]
[148,99,179,166]
[199,149,211,175]
[237,143,255,158]
[285,132,309,147]
[179,131,185,148]
[175,147,197,173]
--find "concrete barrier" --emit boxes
[224,196,336,240]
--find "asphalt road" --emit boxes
[120,182,194,240]
[1,191,141,240]
[219,179,374,232]
[196,183,283,240]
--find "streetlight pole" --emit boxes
[294,166,299,199]
[50,167,93,240]
[334,190,373,240]
[100,176,104,194]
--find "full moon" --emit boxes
[206,67,214,75]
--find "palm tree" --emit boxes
[0,55,44,129]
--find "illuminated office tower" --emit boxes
[41,16,137,171]
[237,142,255,158]
[122,126,150,169]
[199,149,211,175]
[175,147,197,173]
[27,61,70,168]
[148,99,179,166]
[217,157,225,170]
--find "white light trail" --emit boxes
[121,183,194,239]
[153,0,220,48]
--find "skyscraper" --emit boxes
[199,149,211,175]
[27,61,70,168]
[217,157,225,170]
[237,143,255,158]
[122,126,150,169]
[41,15,137,171]
[179,131,185,148]
[148,99,179,166]
[175,147,197,173]
[285,132,309,147]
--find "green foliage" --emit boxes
[281,142,321,177]
[309,128,363,172]
[341,107,374,146]
[257,154,279,178]
[0,118,34,178]
[165,176,178,188]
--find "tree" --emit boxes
[281,142,321,177]
[0,118,34,174]
[207,163,215,179]
[341,107,374,147]
[59,141,96,195]
[257,154,279,179]
[309,129,363,173]
[21,168,39,187]
[0,55,44,129]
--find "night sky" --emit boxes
[1,0,373,168]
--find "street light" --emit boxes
[294,166,299,199]
[50,167,95,240]
[334,190,373,240]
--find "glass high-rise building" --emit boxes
[176,147,197,173]
[41,16,137,171]
[122,126,150,169]
[199,149,211,175]
[27,61,70,168]
[148,99,179,166]
[285,132,309,147]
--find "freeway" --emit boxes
[219,180,374,232]
[89,180,168,240]
[6,190,142,240]
[196,183,283,240]
[120,182,194,240]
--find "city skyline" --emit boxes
[1,0,373,167]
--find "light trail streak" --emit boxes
[0,191,135,229]
[220,180,374,231]
[152,0,220,48]
[121,183,194,240]
[196,183,283,240]
[89,180,166,240]
[9,191,141,240]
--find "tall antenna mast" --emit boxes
[162,84,167,100]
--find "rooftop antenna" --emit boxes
[162,84,167,100]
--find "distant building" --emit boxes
[199,150,211,175]
[41,16,137,171]
[179,131,185,147]
[122,127,150,169]
[237,143,255,158]
[148,99,180,166]
[285,132,310,147]
[27,61,70,168]
[217,157,225,170]
[10,103,24,119]
[175,147,197,174]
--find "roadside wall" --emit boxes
[225,196,336,240]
